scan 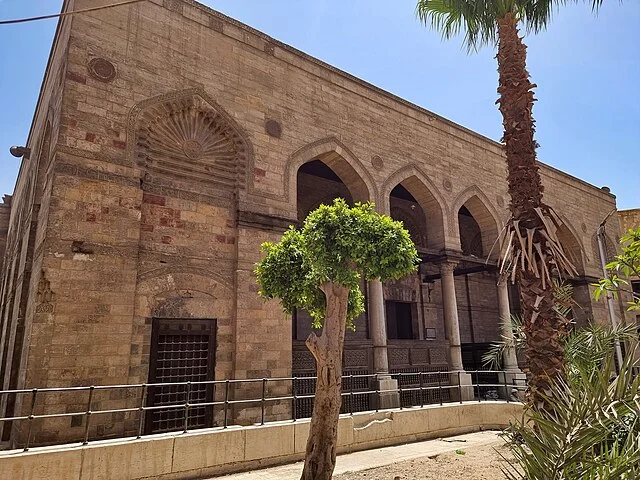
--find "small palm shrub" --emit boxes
[500,329,640,480]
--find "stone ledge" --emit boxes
[0,402,523,480]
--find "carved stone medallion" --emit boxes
[88,58,117,82]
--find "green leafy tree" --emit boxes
[594,227,640,312]
[255,199,418,480]
[416,0,607,408]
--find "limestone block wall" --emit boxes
[0,197,10,274]
[0,0,627,446]
[619,209,640,232]
[617,208,639,329]
[232,222,292,424]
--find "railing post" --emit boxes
[349,374,354,416]
[261,379,266,425]
[292,377,297,422]
[419,372,424,408]
[223,380,230,428]
[83,386,95,445]
[476,370,481,403]
[398,374,403,410]
[24,388,38,452]
[503,371,509,403]
[375,379,379,413]
[437,372,443,406]
[458,371,462,404]
[137,384,147,438]
[183,381,191,433]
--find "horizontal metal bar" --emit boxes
[0,371,518,428]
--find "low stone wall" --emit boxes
[1,401,523,480]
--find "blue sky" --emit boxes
[0,1,638,208]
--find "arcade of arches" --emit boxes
[0,0,629,445]
[291,157,525,412]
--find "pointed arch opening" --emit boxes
[292,149,373,416]
[287,138,374,213]
[294,154,371,338]
[450,193,504,372]
[297,159,356,223]
[455,194,500,261]
[383,171,446,251]
[557,222,585,277]
[382,174,446,348]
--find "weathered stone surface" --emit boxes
[0,0,631,447]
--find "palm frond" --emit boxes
[416,1,610,50]
[563,322,638,383]
[502,345,640,479]
[416,0,504,51]
[482,313,524,369]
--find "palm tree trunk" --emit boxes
[300,282,349,480]
[496,12,564,408]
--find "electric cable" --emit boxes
[0,0,148,26]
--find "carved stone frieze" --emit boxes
[35,270,55,314]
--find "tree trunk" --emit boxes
[496,13,564,408]
[300,282,350,480]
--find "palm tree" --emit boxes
[416,0,605,408]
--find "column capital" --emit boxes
[439,260,458,274]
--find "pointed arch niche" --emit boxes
[286,137,375,214]
[129,89,251,196]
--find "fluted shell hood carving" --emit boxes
[133,93,248,194]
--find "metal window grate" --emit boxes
[146,319,216,434]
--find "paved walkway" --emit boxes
[211,430,502,479]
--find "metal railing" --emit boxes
[0,370,524,451]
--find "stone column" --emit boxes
[496,279,526,400]
[440,260,473,401]
[368,279,399,408]
[440,261,463,371]
[369,279,388,374]
[497,280,520,372]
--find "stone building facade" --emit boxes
[618,209,639,327]
[0,0,634,446]
[620,209,640,233]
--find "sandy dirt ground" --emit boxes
[333,439,513,480]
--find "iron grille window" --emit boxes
[146,318,216,434]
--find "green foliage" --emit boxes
[416,1,605,51]
[482,312,525,370]
[490,282,640,479]
[501,346,640,480]
[562,322,638,385]
[255,199,419,328]
[594,228,640,311]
